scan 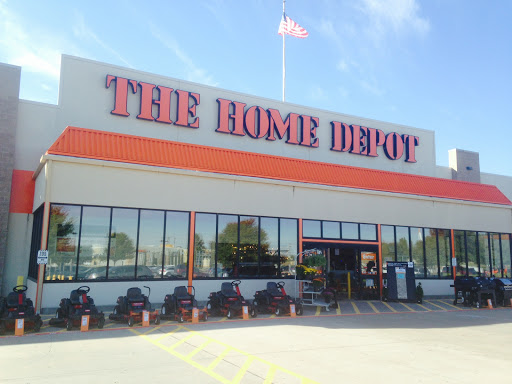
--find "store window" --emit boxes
[438,230,452,278]
[280,218,298,276]
[194,213,216,278]
[77,206,110,280]
[303,220,321,238]
[360,224,377,241]
[47,205,81,280]
[410,227,424,278]
[165,211,189,279]
[490,233,501,277]
[396,226,410,262]
[239,216,259,277]
[342,222,358,240]
[424,229,438,277]
[322,221,340,239]
[454,231,466,276]
[108,208,138,280]
[466,231,478,276]
[478,232,491,277]
[137,210,164,279]
[502,234,511,278]
[217,215,239,277]
[261,217,279,277]
[381,225,395,271]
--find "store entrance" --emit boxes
[302,242,380,300]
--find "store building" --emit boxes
[1,55,511,310]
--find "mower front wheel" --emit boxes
[66,320,73,331]
[154,316,160,325]
[275,307,281,316]
[203,312,208,322]
[34,319,42,332]
[250,307,257,318]
[97,317,105,329]
[128,316,135,327]
[178,313,184,323]
[227,309,232,319]
[296,305,303,316]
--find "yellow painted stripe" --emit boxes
[416,303,432,311]
[264,366,278,384]
[336,305,341,315]
[232,356,256,384]
[382,301,397,312]
[220,317,228,322]
[439,300,462,310]
[207,347,233,370]
[315,306,321,316]
[139,326,160,336]
[368,302,380,313]
[399,302,416,312]
[186,340,213,359]
[166,333,195,351]
[425,300,447,310]
[350,301,360,314]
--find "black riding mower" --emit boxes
[161,286,208,323]
[253,281,303,316]
[207,280,256,319]
[49,286,105,331]
[108,286,160,327]
[0,285,43,335]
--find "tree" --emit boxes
[109,232,135,266]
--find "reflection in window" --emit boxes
[322,221,340,239]
[342,222,358,240]
[108,208,137,279]
[303,220,321,238]
[466,232,478,276]
[478,232,491,277]
[261,217,279,277]
[164,211,189,279]
[194,213,216,278]
[137,210,164,279]
[360,224,377,241]
[425,229,438,277]
[381,226,395,271]
[217,215,238,277]
[239,216,259,277]
[77,206,110,280]
[490,233,501,277]
[439,230,452,278]
[396,226,410,262]
[502,234,511,278]
[411,227,424,278]
[454,231,466,276]
[280,218,298,276]
[47,205,81,280]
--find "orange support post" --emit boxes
[188,212,196,294]
[378,224,383,299]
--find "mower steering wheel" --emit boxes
[77,286,90,294]
[13,285,28,293]
[231,280,241,286]
[276,281,285,288]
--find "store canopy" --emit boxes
[46,126,512,206]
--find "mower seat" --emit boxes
[220,282,237,297]
[127,287,145,302]
[266,282,284,298]
[6,292,26,308]
[70,290,88,305]
[174,286,193,301]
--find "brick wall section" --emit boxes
[0,64,21,291]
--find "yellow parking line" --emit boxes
[166,333,195,351]
[139,326,160,336]
[186,340,213,359]
[336,305,341,315]
[154,326,183,342]
[416,303,432,311]
[221,317,228,321]
[264,366,278,384]
[208,347,233,370]
[382,301,397,312]
[424,300,447,310]
[399,302,416,312]
[439,300,462,310]
[232,356,256,384]
[315,306,321,316]
[368,302,380,313]
[350,301,360,314]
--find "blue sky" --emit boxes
[1,0,511,176]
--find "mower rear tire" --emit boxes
[227,309,232,319]
[66,320,73,331]
[275,307,281,316]
[128,316,135,327]
[34,319,42,332]
[97,317,105,329]
[296,305,303,316]
[178,314,184,323]
[250,307,257,318]
[154,316,160,325]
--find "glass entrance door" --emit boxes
[358,248,380,300]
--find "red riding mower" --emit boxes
[0,285,43,335]
[207,280,256,319]
[253,281,303,316]
[161,286,208,323]
[109,286,160,327]
[49,286,105,331]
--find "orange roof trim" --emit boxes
[47,127,512,206]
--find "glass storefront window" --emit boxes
[424,229,438,277]
[303,220,321,238]
[137,210,164,279]
[381,225,395,271]
[490,233,501,277]
[47,205,81,281]
[360,224,377,241]
[217,215,239,277]
[502,234,511,278]
[410,227,424,278]
[439,230,452,278]
[454,231,466,276]
[280,218,298,276]
[260,217,279,277]
[108,208,138,280]
[478,232,491,277]
[322,221,340,239]
[342,222,358,240]
[77,206,110,280]
[466,232,478,276]
[396,226,410,262]
[194,213,216,278]
[165,211,189,279]
[239,216,259,277]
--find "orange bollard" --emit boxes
[142,311,150,327]
[192,308,199,323]
[290,304,296,318]
[15,319,24,336]
[81,315,90,331]
[487,299,493,309]
[242,306,249,320]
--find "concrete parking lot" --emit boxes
[1,301,511,383]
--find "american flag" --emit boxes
[278,14,308,38]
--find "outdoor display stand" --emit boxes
[386,262,416,302]
[296,248,331,311]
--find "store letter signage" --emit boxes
[106,75,200,128]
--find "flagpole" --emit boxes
[282,0,286,102]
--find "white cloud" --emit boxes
[361,79,385,96]
[149,23,218,87]
[336,60,349,72]
[358,0,430,39]
[311,86,328,101]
